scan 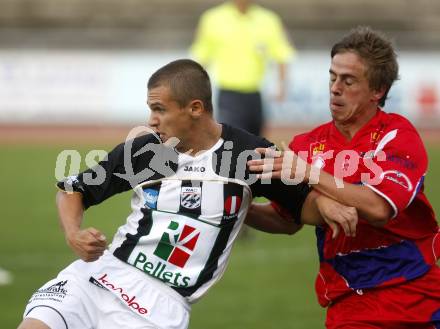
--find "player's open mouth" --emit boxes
[330,101,344,111]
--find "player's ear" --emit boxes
[371,87,386,103]
[188,100,204,118]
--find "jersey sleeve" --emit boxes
[288,133,310,154]
[57,134,171,209]
[57,141,132,209]
[363,126,428,217]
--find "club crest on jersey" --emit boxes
[153,221,200,268]
[143,188,159,209]
[370,131,382,143]
[223,196,242,219]
[310,141,326,156]
[180,187,201,209]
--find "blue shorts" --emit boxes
[326,266,440,329]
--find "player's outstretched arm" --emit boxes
[245,191,358,238]
[245,201,303,235]
[56,191,107,262]
[248,148,391,226]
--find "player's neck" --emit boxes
[234,0,250,14]
[177,121,222,156]
[335,108,378,141]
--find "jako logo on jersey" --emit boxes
[180,186,201,209]
[184,166,205,172]
[154,221,200,268]
[224,196,242,219]
[143,188,159,209]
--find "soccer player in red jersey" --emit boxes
[248,26,440,328]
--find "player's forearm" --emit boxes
[299,190,326,226]
[309,169,391,226]
[246,193,327,232]
[56,191,85,239]
[245,202,302,235]
[56,191,107,261]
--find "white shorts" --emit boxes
[23,252,190,329]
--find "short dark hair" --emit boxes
[331,26,399,107]
[148,59,213,112]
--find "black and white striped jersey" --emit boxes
[58,124,310,303]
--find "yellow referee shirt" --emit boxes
[190,2,295,92]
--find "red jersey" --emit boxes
[289,109,440,307]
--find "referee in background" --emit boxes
[190,0,295,137]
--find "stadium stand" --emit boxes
[0,0,439,49]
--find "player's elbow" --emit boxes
[285,223,303,235]
[366,203,393,227]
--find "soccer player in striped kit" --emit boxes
[18,59,355,329]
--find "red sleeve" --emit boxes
[288,135,304,153]
[363,125,427,216]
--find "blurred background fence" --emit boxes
[0,0,440,128]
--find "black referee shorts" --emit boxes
[217,89,263,136]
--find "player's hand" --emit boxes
[247,148,308,182]
[65,227,107,262]
[315,195,358,239]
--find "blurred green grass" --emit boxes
[1,144,439,328]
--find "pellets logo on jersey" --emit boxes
[153,221,200,268]
[180,186,201,209]
[224,196,242,217]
